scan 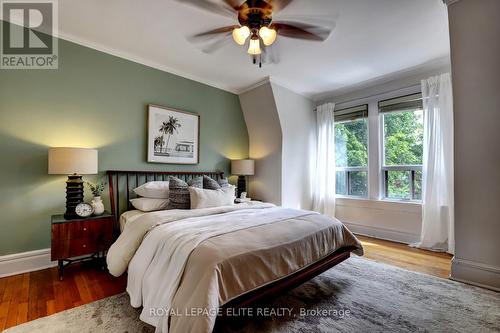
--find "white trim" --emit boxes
[443,0,461,6]
[0,248,56,278]
[450,257,500,291]
[336,197,421,214]
[237,77,272,95]
[56,32,239,94]
[343,221,420,244]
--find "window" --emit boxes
[379,94,424,200]
[334,105,368,197]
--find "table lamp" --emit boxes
[48,148,98,219]
[231,159,255,198]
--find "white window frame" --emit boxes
[334,110,369,199]
[379,109,423,202]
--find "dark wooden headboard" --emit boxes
[106,170,224,232]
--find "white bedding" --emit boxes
[119,210,145,232]
[128,206,312,332]
[107,203,363,333]
[107,202,275,277]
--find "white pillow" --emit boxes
[130,198,169,212]
[189,185,236,209]
[134,181,169,199]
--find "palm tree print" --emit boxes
[159,116,182,154]
[154,135,165,153]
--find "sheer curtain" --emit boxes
[312,103,336,217]
[415,73,455,254]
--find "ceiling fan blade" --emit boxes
[189,29,233,54]
[269,0,293,12]
[176,0,237,18]
[221,0,243,10]
[201,34,233,53]
[193,25,238,38]
[272,21,332,41]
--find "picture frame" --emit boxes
[147,104,200,164]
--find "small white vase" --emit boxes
[91,196,105,216]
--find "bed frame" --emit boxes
[106,170,356,309]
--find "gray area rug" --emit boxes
[4,257,499,333]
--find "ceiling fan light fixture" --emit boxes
[232,26,250,45]
[259,26,277,46]
[247,37,262,55]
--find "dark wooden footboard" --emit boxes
[222,246,357,309]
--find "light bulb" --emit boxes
[247,38,262,55]
[232,26,250,45]
[259,26,277,46]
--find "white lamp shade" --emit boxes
[48,148,98,175]
[247,38,262,55]
[231,159,255,176]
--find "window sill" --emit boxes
[335,196,422,213]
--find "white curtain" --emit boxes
[312,103,336,217]
[415,73,455,254]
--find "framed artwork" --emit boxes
[147,104,200,164]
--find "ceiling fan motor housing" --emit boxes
[238,0,273,30]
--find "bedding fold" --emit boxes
[107,202,275,276]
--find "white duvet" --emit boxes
[107,202,363,333]
[107,201,275,277]
[126,205,314,332]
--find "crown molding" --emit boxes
[442,0,461,6]
[237,76,314,100]
[236,77,272,95]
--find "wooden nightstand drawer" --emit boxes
[66,221,91,239]
[65,219,113,240]
[68,238,99,257]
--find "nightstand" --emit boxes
[51,212,114,280]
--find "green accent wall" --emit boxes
[0,38,249,255]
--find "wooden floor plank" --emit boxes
[356,235,452,278]
[0,236,452,330]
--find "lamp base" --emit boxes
[237,175,246,199]
[64,174,84,219]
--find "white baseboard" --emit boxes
[343,222,420,244]
[450,257,500,292]
[0,248,57,278]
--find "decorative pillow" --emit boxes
[189,185,236,209]
[134,181,169,199]
[168,176,203,209]
[130,198,169,212]
[218,178,230,188]
[203,175,221,190]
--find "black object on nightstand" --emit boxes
[51,212,114,280]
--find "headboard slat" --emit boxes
[106,170,225,234]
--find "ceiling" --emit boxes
[58,0,450,99]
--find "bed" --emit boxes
[105,170,363,333]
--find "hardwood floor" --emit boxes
[0,262,127,331]
[355,235,452,279]
[0,236,452,331]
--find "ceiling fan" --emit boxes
[179,0,333,67]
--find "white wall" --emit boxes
[271,82,316,210]
[447,0,500,291]
[238,79,316,210]
[239,82,283,205]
